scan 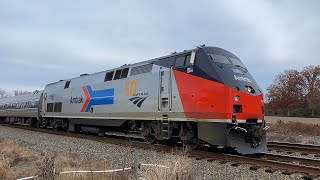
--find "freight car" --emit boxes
[0,46,268,154]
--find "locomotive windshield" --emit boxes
[208,53,248,74]
[229,57,245,69]
[209,53,231,65]
[231,68,243,74]
[202,48,261,94]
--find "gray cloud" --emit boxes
[0,0,319,93]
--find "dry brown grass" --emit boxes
[267,120,320,144]
[142,150,195,180]
[55,154,129,180]
[0,138,194,180]
[0,139,129,180]
[0,139,40,180]
[269,120,320,136]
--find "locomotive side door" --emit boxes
[158,67,173,112]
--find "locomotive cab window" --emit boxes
[175,56,185,67]
[229,57,245,68]
[174,54,193,68]
[104,71,114,82]
[185,54,192,66]
[209,54,231,65]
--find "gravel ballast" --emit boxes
[0,126,317,180]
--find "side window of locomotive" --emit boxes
[185,55,192,66]
[114,69,122,80]
[174,56,185,67]
[54,102,62,112]
[209,54,231,65]
[114,68,129,80]
[130,64,153,76]
[104,71,114,82]
[121,68,129,78]
[46,103,54,112]
[64,81,71,89]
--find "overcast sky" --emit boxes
[0,0,319,93]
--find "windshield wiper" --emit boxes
[235,65,248,73]
[209,55,223,68]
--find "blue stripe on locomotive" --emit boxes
[84,86,114,112]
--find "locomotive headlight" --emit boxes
[246,86,253,93]
[234,95,240,102]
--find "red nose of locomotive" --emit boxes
[228,87,267,154]
[229,88,264,124]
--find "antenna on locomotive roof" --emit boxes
[171,51,177,54]
[197,44,206,48]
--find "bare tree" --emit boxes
[13,90,30,96]
[0,88,10,98]
[266,69,305,116]
[300,65,320,116]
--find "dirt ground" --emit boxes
[265,116,320,125]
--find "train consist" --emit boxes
[0,46,267,154]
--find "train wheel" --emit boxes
[145,135,156,144]
[183,138,199,150]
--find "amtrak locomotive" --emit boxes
[0,46,267,154]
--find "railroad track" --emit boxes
[1,124,320,179]
[268,141,320,156]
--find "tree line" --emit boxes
[265,65,320,117]
[0,89,30,98]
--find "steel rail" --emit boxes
[264,153,320,167]
[1,124,320,177]
[268,141,320,155]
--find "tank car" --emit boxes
[1,46,268,154]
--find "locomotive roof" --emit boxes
[46,46,240,86]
